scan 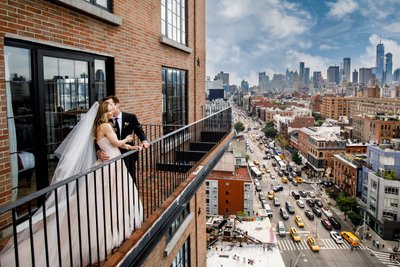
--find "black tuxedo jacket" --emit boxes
[117,111,147,145]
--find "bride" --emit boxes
[1,101,143,266]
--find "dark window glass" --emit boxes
[84,0,112,11]
[171,237,190,267]
[167,204,190,241]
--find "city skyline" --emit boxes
[206,0,400,86]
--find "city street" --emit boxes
[234,107,387,267]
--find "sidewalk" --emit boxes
[318,188,399,254]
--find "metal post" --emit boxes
[315,221,318,238]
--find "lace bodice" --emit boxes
[97,137,121,159]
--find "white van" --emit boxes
[264,204,273,218]
[277,221,286,237]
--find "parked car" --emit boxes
[305,210,314,220]
[280,207,289,220]
[281,176,288,183]
[296,199,305,208]
[322,207,333,217]
[307,237,320,252]
[292,180,298,186]
[315,199,323,208]
[312,207,322,217]
[259,192,266,201]
[273,185,284,192]
[330,231,344,244]
[321,218,333,230]
[286,202,295,214]
[307,191,316,198]
[267,190,275,200]
[287,175,294,182]
[291,191,300,200]
[255,185,262,192]
[306,199,315,207]
[270,175,276,180]
[278,171,283,177]
[299,190,307,198]
[328,217,342,230]
[271,162,277,167]
[274,197,281,207]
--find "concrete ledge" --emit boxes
[53,0,122,26]
[160,35,192,53]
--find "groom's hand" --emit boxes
[97,150,110,162]
[142,140,150,149]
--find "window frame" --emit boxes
[161,0,187,46]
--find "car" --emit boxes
[267,190,275,200]
[330,231,344,244]
[283,170,289,176]
[281,176,288,183]
[255,185,262,192]
[266,168,271,173]
[295,177,303,183]
[290,227,301,242]
[253,160,259,165]
[292,191,300,200]
[307,191,316,198]
[280,208,289,220]
[328,217,342,230]
[271,162,277,167]
[299,190,307,198]
[287,175,293,181]
[259,192,266,201]
[273,197,281,206]
[273,185,284,192]
[262,156,269,160]
[278,171,283,177]
[304,210,314,220]
[321,218,333,230]
[306,199,315,207]
[296,200,305,208]
[315,199,323,207]
[270,175,276,180]
[312,207,322,217]
[294,215,304,228]
[321,207,333,217]
[285,202,295,214]
[292,180,298,186]
[291,171,297,177]
[249,148,254,153]
[261,199,268,209]
[274,167,280,172]
[307,237,320,252]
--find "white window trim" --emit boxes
[160,35,192,53]
[164,212,193,257]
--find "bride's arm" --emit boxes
[101,123,133,148]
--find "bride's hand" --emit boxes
[125,134,134,142]
[129,145,142,151]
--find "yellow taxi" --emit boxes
[307,237,320,252]
[266,168,271,173]
[295,176,303,183]
[253,160,260,165]
[294,215,304,228]
[290,227,301,242]
[267,190,275,200]
[281,176,288,183]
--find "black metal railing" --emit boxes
[0,107,232,267]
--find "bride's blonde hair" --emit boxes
[93,101,112,138]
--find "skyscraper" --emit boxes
[313,71,322,89]
[376,41,384,84]
[352,69,358,84]
[304,67,310,85]
[327,66,340,85]
[299,62,305,81]
[385,53,393,85]
[343,58,351,82]
[258,72,269,90]
[394,68,400,82]
[359,68,372,85]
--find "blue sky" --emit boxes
[206,0,400,86]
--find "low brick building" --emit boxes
[321,95,350,120]
[353,114,400,144]
[333,153,363,197]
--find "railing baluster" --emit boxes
[85,174,92,265]
[75,178,83,267]
[65,183,73,266]
[28,202,35,267]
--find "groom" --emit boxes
[98,96,150,178]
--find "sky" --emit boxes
[206,0,400,86]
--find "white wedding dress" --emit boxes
[0,137,143,267]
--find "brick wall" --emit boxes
[0,0,205,224]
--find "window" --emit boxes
[162,67,187,133]
[225,200,229,204]
[161,0,187,45]
[384,198,398,208]
[385,186,399,195]
[84,0,112,11]
[371,180,378,190]
[168,204,190,241]
[383,211,398,221]
[171,238,190,267]
[5,39,112,199]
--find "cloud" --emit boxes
[319,44,339,50]
[356,34,400,72]
[383,22,400,34]
[359,0,398,20]
[327,0,358,19]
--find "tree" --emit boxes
[292,151,302,165]
[348,211,363,226]
[336,195,358,221]
[275,134,289,148]
[234,122,245,132]
[262,123,277,138]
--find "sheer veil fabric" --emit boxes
[0,102,143,266]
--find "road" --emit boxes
[233,105,386,267]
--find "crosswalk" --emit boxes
[371,250,400,267]
[277,238,368,251]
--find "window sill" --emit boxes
[164,212,193,257]
[160,35,192,54]
[53,0,122,26]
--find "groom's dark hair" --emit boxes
[102,95,120,104]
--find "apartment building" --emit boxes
[353,114,400,144]
[350,97,400,116]
[361,142,400,240]
[333,153,363,197]
[0,1,230,267]
[321,95,350,120]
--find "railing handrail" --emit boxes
[0,106,232,214]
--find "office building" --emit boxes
[394,68,400,82]
[352,69,358,84]
[359,68,373,85]
[299,62,305,81]
[343,58,351,82]
[327,66,340,85]
[215,71,230,86]
[385,53,393,85]
[376,42,385,84]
